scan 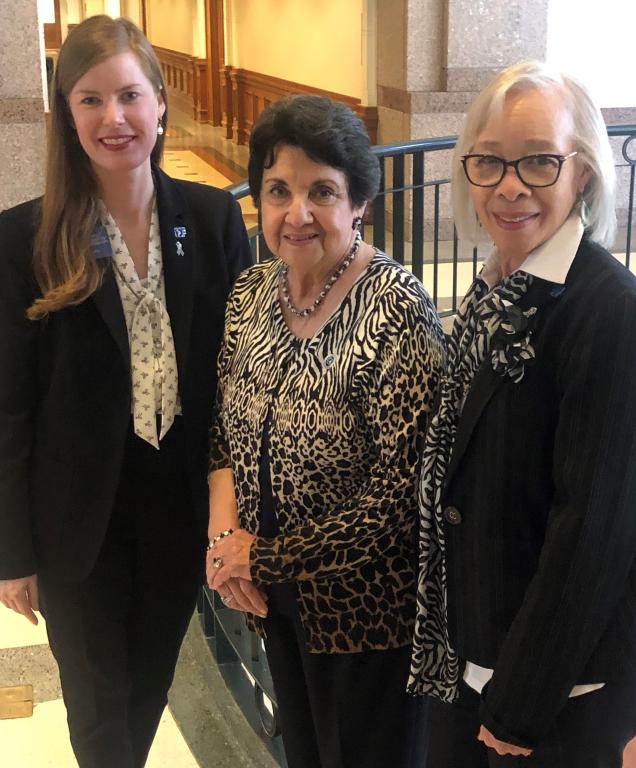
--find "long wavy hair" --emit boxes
[28,15,167,320]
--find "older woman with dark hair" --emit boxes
[409,61,636,767]
[207,94,445,768]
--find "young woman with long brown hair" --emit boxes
[0,15,251,767]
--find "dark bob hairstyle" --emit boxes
[248,94,380,208]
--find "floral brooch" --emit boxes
[490,299,538,383]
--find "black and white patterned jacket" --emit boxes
[209,252,445,653]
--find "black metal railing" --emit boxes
[227,125,636,315]
[611,126,636,266]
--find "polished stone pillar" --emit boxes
[376,0,550,240]
[446,0,548,91]
[0,0,46,211]
[377,0,549,145]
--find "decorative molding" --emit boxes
[192,59,209,122]
[378,86,477,114]
[444,67,501,93]
[153,46,209,123]
[223,65,235,140]
[222,67,377,145]
[377,85,411,114]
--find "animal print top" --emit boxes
[209,251,445,653]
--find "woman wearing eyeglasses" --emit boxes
[409,61,636,767]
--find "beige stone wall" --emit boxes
[65,0,83,24]
[226,0,365,99]
[119,0,142,27]
[145,0,205,57]
[446,0,548,90]
[0,0,46,211]
[84,0,106,16]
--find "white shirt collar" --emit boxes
[481,215,584,288]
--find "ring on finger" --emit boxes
[212,557,223,569]
[221,595,233,606]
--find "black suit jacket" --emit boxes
[442,237,636,747]
[0,168,252,582]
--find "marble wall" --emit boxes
[377,0,552,144]
[0,0,46,211]
[446,0,548,90]
[376,0,551,240]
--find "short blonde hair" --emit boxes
[452,60,616,248]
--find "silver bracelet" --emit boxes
[207,528,234,550]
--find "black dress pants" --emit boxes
[426,678,636,768]
[38,418,206,768]
[263,584,429,768]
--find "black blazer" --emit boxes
[0,168,252,582]
[442,237,636,747]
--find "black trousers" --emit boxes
[38,418,206,768]
[263,584,429,768]
[426,678,636,768]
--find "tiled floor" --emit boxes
[0,609,199,767]
[161,148,258,225]
[163,149,236,189]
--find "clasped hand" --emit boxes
[206,529,267,618]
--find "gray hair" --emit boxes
[452,60,616,248]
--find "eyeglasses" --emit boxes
[461,151,578,188]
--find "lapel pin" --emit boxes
[90,225,113,260]
[174,226,187,238]
[176,241,184,257]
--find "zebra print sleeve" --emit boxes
[208,268,257,474]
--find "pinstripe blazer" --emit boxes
[441,236,636,747]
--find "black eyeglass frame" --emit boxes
[461,151,578,188]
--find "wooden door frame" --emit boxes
[44,0,62,49]
[204,0,224,126]
[140,0,148,33]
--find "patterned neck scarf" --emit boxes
[102,202,179,449]
[408,268,533,700]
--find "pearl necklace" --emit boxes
[279,231,362,319]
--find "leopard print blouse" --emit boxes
[209,251,445,653]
